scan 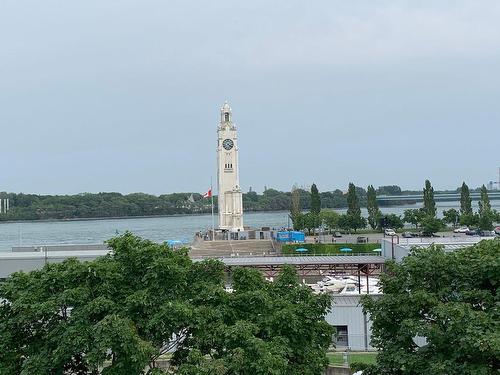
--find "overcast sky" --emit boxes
[1,1,499,195]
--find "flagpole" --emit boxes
[211,176,215,241]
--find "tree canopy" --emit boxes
[366,185,381,230]
[460,182,473,216]
[310,183,321,215]
[362,240,500,375]
[0,233,333,375]
[422,180,436,217]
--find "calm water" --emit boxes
[0,201,498,251]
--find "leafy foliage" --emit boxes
[378,214,404,230]
[442,208,460,227]
[362,240,500,375]
[478,185,494,231]
[420,215,444,235]
[460,182,473,216]
[310,183,321,215]
[367,185,381,230]
[403,209,425,229]
[319,210,340,233]
[338,214,367,233]
[422,180,436,217]
[0,233,333,374]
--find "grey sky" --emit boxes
[1,0,499,195]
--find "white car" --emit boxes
[384,228,396,236]
[453,226,469,233]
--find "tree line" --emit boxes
[0,183,498,223]
[291,181,500,234]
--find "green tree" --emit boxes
[362,240,500,375]
[310,183,321,215]
[347,183,361,218]
[0,233,333,374]
[378,214,404,230]
[460,212,479,227]
[478,185,493,231]
[338,214,366,233]
[442,208,460,228]
[403,208,425,229]
[302,212,320,235]
[319,210,340,233]
[420,216,444,235]
[366,185,381,230]
[376,185,402,196]
[422,179,436,217]
[460,181,473,216]
[290,185,303,230]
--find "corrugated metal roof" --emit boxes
[0,250,110,260]
[194,255,386,266]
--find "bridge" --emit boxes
[377,190,500,203]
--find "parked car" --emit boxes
[401,232,413,238]
[421,232,439,237]
[465,228,480,236]
[495,226,500,235]
[332,231,342,238]
[453,226,469,233]
[356,236,368,244]
[384,228,396,236]
[479,230,496,237]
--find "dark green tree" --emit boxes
[478,185,493,231]
[403,208,425,229]
[0,233,333,375]
[338,214,367,233]
[337,183,366,232]
[289,185,303,230]
[378,214,404,230]
[346,183,361,218]
[366,185,381,230]
[362,240,500,375]
[422,179,436,217]
[460,181,473,216]
[442,208,460,228]
[319,210,340,233]
[310,183,321,215]
[420,216,444,235]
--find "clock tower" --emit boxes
[217,101,244,231]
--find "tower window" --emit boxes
[224,113,230,122]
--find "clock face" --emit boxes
[222,138,234,150]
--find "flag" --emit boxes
[202,189,212,198]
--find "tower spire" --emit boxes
[221,101,232,123]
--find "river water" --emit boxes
[1,201,498,251]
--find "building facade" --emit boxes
[217,102,244,231]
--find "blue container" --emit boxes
[276,231,305,242]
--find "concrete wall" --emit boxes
[0,250,110,279]
[326,295,375,351]
[12,244,109,252]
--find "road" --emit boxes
[304,231,473,244]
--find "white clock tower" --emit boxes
[217,101,244,231]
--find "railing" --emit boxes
[190,252,381,259]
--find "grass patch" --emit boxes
[327,352,377,365]
[281,243,380,255]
